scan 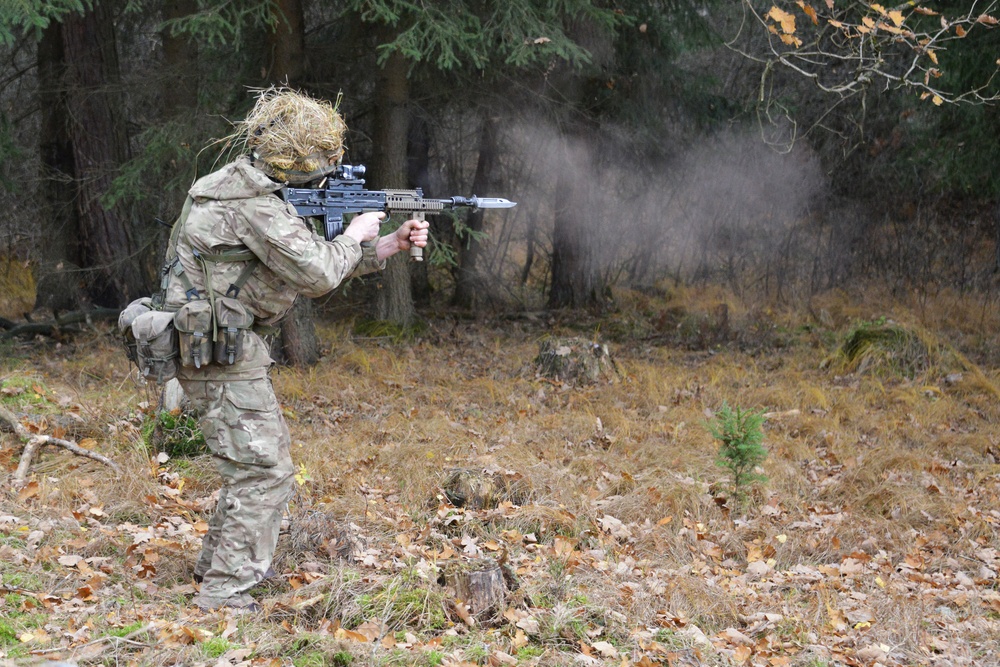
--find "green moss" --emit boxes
[292,652,328,667]
[0,376,51,407]
[3,593,25,609]
[106,621,147,638]
[356,577,447,631]
[331,652,354,667]
[516,645,545,659]
[1,572,43,591]
[203,637,234,659]
[463,643,489,663]
[0,620,18,646]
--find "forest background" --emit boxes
[2,1,1000,667]
[2,0,998,337]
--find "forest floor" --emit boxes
[1,288,1000,667]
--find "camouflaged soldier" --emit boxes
[161,88,429,612]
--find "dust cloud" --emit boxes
[501,118,827,292]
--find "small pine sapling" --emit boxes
[707,402,768,501]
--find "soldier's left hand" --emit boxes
[395,219,430,251]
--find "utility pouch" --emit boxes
[118,297,153,365]
[130,310,179,383]
[174,300,214,369]
[212,296,254,365]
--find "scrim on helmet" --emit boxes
[239,87,346,183]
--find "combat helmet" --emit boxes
[240,87,346,184]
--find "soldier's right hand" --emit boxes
[343,211,386,244]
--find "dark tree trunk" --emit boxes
[371,42,415,327]
[408,115,432,305]
[520,222,535,286]
[452,113,498,310]
[61,1,147,306]
[37,21,79,268]
[266,0,305,84]
[547,133,595,309]
[271,296,319,366]
[161,0,199,116]
[265,0,320,366]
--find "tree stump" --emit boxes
[442,467,529,509]
[534,337,620,384]
[448,559,506,622]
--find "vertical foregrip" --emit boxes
[410,211,425,261]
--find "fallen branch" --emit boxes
[0,307,120,339]
[0,404,120,484]
[31,623,155,657]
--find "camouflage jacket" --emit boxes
[164,156,383,378]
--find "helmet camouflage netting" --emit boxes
[239,87,346,183]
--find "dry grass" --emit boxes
[3,288,1000,664]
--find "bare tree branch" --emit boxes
[0,403,121,484]
[734,0,1000,105]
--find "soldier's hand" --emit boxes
[395,219,430,251]
[343,211,385,244]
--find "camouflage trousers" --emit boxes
[180,376,294,610]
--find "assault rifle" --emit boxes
[281,164,517,261]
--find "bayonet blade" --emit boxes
[471,196,517,209]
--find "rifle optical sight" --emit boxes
[336,164,366,180]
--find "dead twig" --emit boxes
[0,403,120,484]
[30,623,155,656]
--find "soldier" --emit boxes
[160,88,429,612]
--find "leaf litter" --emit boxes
[0,319,999,666]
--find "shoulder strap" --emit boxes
[161,197,261,305]
[155,197,196,308]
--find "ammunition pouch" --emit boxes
[118,297,153,365]
[212,297,254,365]
[174,300,214,369]
[129,309,179,384]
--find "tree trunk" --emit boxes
[161,0,199,116]
[452,113,498,310]
[37,21,79,269]
[371,43,415,327]
[408,115,432,305]
[262,0,321,366]
[266,0,305,84]
[271,296,319,366]
[62,1,147,306]
[547,133,596,309]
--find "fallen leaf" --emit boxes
[58,555,84,568]
[516,616,540,635]
[592,641,618,658]
[334,628,370,643]
[17,482,40,503]
[454,600,476,627]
